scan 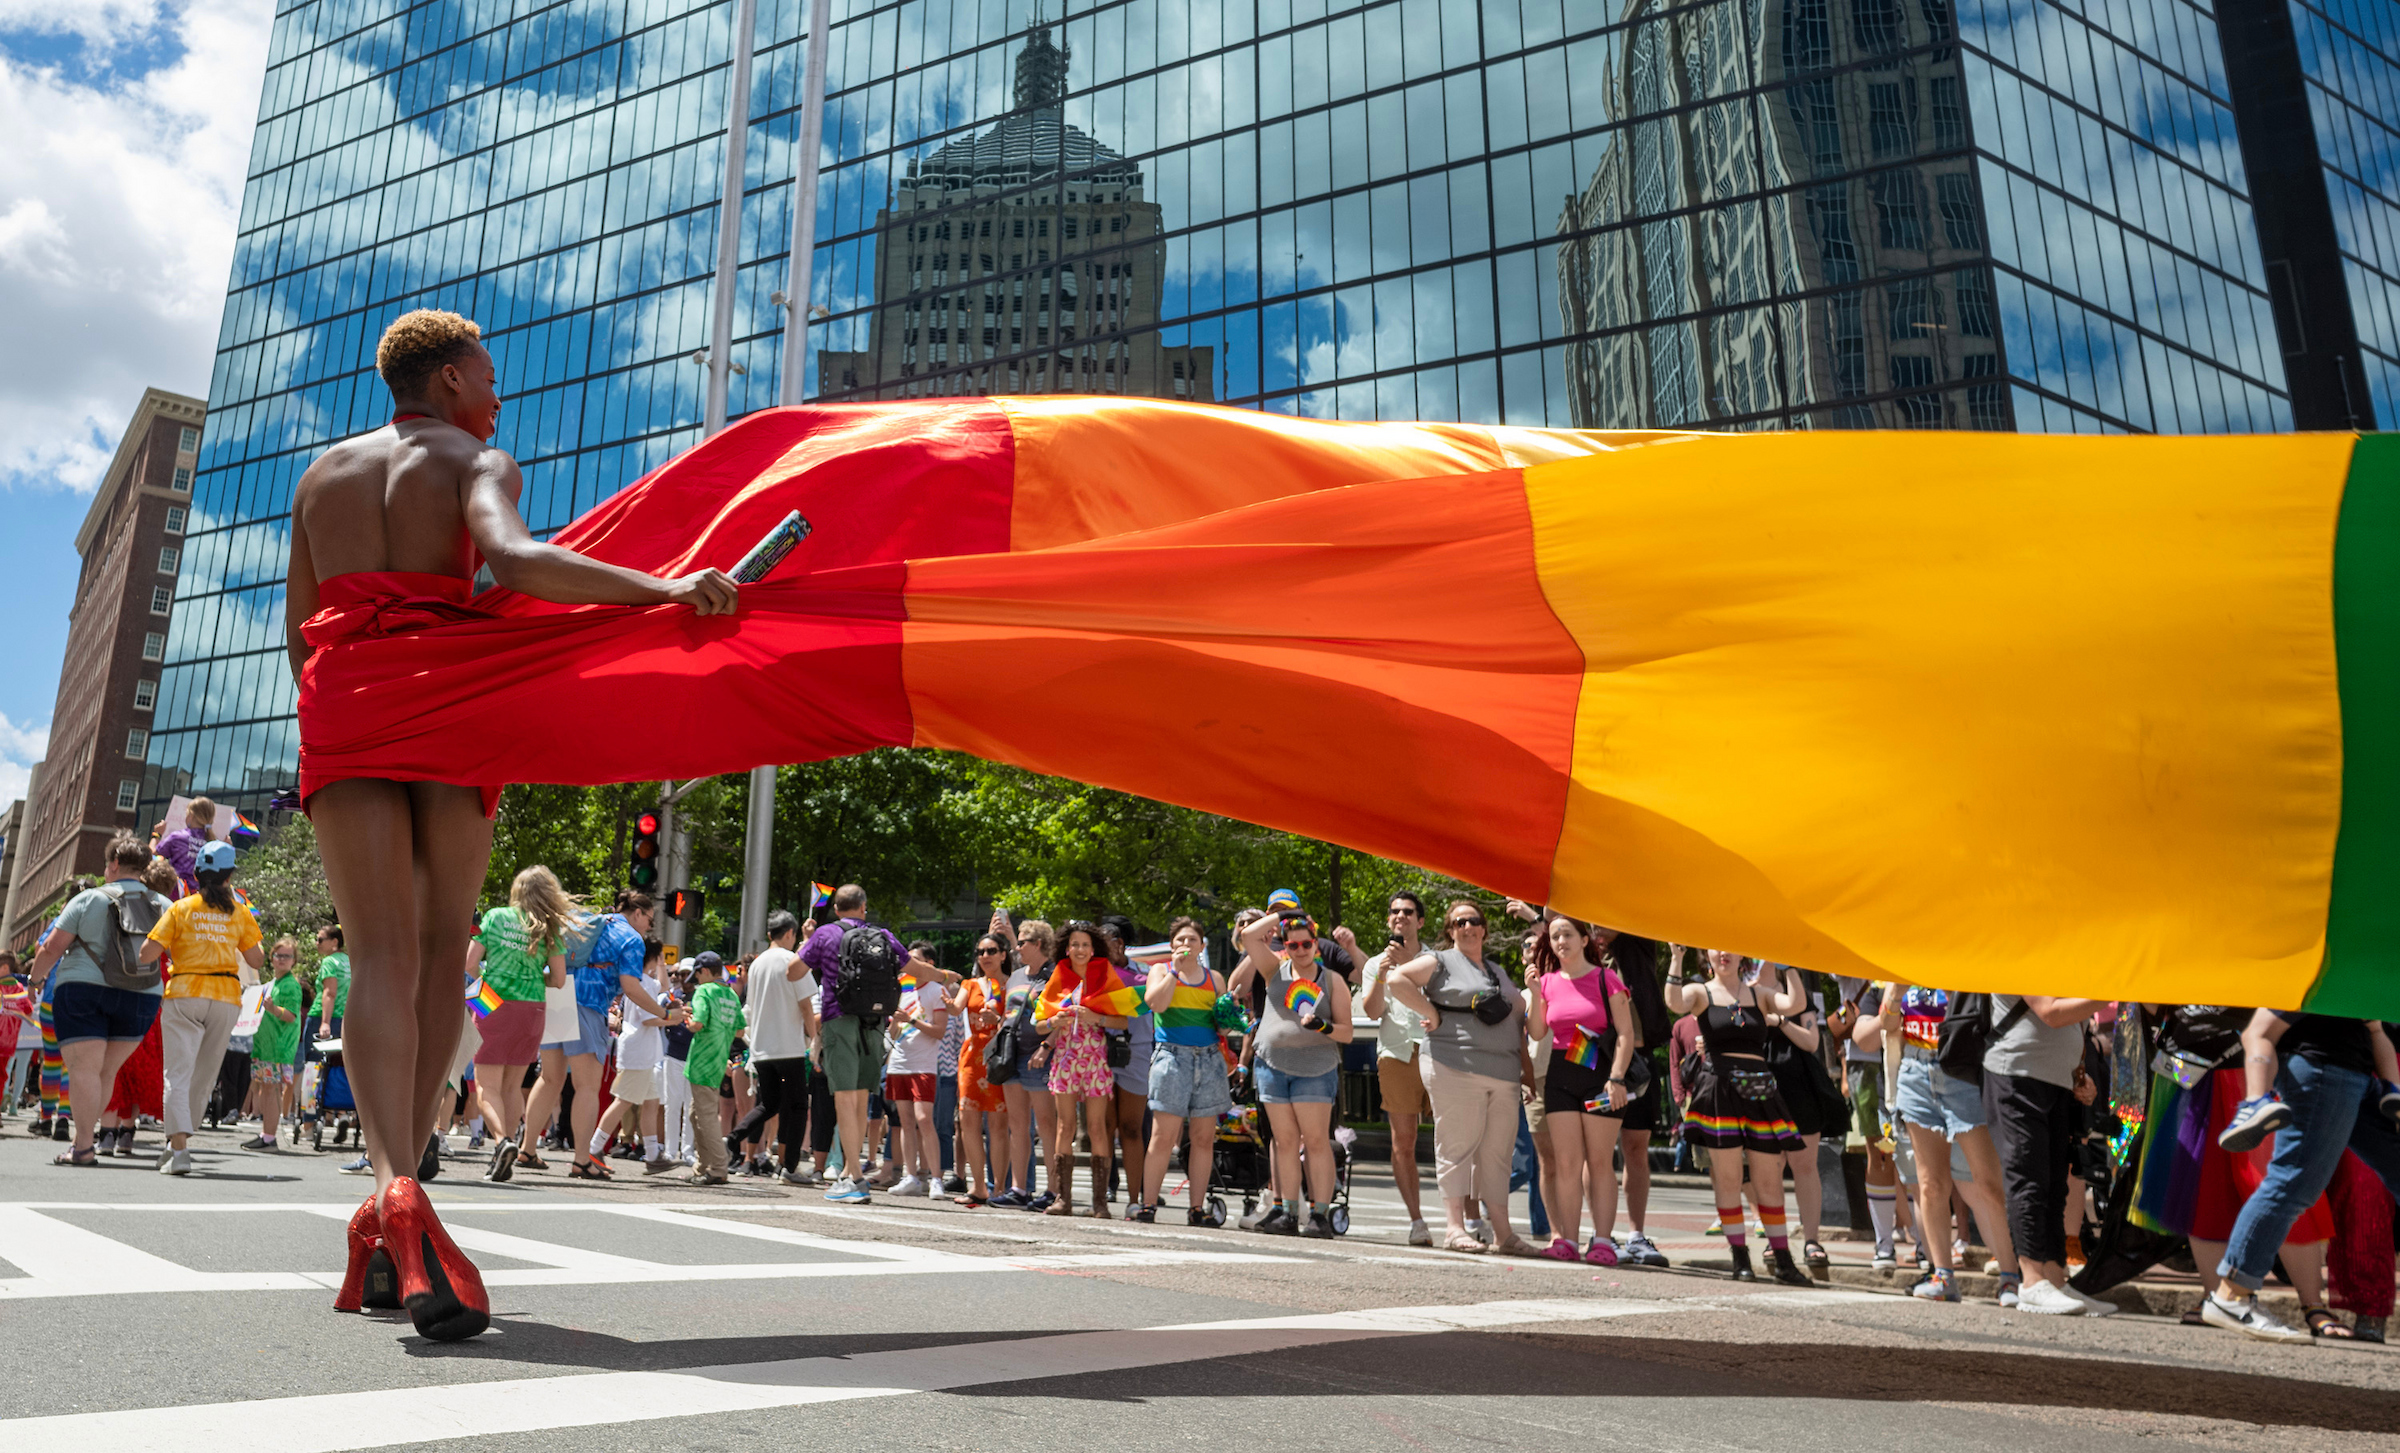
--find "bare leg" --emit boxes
[1000,1080,1034,1192]
[1788,1132,1823,1243]
[1905,1122,1958,1272]
[565,1052,602,1163]
[1295,1101,1336,1205]
[1545,1115,1586,1244]
[476,1065,527,1150]
[407,783,485,1155]
[1187,1119,1216,1209]
[1084,1093,1116,1210]
[1391,1110,1426,1222]
[60,1039,141,1154]
[1953,1126,2020,1277]
[1583,1114,1623,1244]
[1144,1111,1185,1211]
[521,1048,567,1152]
[1264,1101,1304,1205]
[1114,1085,1148,1206]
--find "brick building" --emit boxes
[8,389,204,950]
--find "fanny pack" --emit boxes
[2152,1047,2215,1090]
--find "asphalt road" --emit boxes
[3,1119,2395,1453]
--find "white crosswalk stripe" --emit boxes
[0,1201,1307,1301]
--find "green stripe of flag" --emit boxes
[2314,433,2400,1018]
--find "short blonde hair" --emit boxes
[377,309,483,396]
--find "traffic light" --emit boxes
[630,810,661,889]
[668,887,704,923]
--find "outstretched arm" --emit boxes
[464,451,738,612]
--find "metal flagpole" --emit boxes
[702,0,760,437]
[738,0,832,955]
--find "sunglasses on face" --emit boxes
[1285,938,1317,952]
[977,946,1004,956]
[1450,916,1485,930]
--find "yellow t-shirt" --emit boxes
[149,896,263,1004]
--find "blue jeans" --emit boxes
[2219,1056,2373,1290]
[1512,1105,1549,1239]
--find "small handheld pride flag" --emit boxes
[1563,1025,1604,1070]
[466,978,503,1020]
[1283,978,1326,1017]
[810,882,834,909]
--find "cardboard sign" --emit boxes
[163,796,237,844]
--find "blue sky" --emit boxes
[0,1,270,800]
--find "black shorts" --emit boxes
[52,982,162,1046]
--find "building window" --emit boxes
[163,505,186,533]
[1930,77,1965,150]
[1869,83,1915,158]
[171,465,193,491]
[133,679,156,711]
[158,545,180,574]
[117,779,140,813]
[1955,268,1996,337]
[1890,357,1945,426]
[125,727,149,759]
[178,426,200,452]
[1964,355,2010,429]
[142,630,166,661]
[1938,174,1983,249]
[150,584,172,614]
[1887,278,1937,340]
[1872,171,1928,251]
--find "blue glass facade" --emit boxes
[2294,0,2400,423]
[145,0,2400,819]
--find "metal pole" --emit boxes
[704,0,760,436]
[737,0,831,955]
[777,0,834,405]
[656,795,683,952]
[739,764,775,955]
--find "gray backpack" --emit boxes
[93,881,168,992]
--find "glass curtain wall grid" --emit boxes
[148,0,2391,814]
[2289,0,2400,424]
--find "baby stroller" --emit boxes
[1205,1084,1355,1235]
[309,1039,361,1152]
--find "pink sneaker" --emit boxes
[1541,1236,1581,1261]
[1585,1238,1620,1266]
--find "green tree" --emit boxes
[237,813,339,968]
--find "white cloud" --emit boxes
[0,710,47,804]
[0,1,270,493]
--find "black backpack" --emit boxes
[93,881,167,993]
[1936,992,2031,1089]
[1611,936,1673,1049]
[832,920,903,1025]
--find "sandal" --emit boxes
[513,1148,548,1171]
[1804,1239,1830,1270]
[2304,1306,2356,1340]
[567,1157,615,1180]
[53,1146,99,1167]
[1444,1232,1487,1253]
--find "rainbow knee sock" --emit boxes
[1718,1206,1748,1248]
[1759,1205,1790,1251]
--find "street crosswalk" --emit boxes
[0,1200,1308,1302]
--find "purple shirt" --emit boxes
[156,827,207,890]
[803,916,906,1022]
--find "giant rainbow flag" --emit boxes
[295,399,2400,1016]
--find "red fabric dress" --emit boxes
[107,1016,165,1121]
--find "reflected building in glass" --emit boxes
[147,0,2400,816]
[818,24,1214,399]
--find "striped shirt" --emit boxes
[1156,970,1219,1046]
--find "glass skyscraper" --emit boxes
[148,0,2400,818]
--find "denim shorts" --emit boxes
[543,1004,611,1060]
[1894,1054,1986,1138]
[1147,1042,1232,1120]
[52,981,163,1046]
[1256,1060,1340,1105]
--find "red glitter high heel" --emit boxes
[333,1193,403,1314]
[377,1176,488,1341]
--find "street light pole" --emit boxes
[655,778,708,952]
[736,0,834,957]
[703,0,759,437]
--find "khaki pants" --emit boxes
[161,995,240,1138]
[1421,1057,1516,1208]
[689,1080,728,1178]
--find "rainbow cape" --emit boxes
[298,399,2400,1015]
[1562,1025,1604,1071]
[1036,957,1143,1020]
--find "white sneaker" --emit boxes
[2015,1279,2084,1316]
[2201,1292,2308,1343]
[160,1147,193,1176]
[1466,1219,1493,1246]
[1407,1219,1433,1247]
[893,1174,931,1197]
[2062,1283,2119,1317]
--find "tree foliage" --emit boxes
[237,812,339,968]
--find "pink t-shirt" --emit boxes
[1541,965,1626,1038]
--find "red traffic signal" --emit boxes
[630,809,662,888]
[637,812,660,834]
[668,888,704,922]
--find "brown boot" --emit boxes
[1086,1155,1114,1217]
[1044,1153,1077,1215]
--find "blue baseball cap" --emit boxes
[1266,888,1301,911]
[197,840,236,873]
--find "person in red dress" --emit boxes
[287,310,735,1340]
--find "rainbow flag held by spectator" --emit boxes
[1563,1025,1604,1070]
[810,882,833,909]
[465,978,503,1020]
